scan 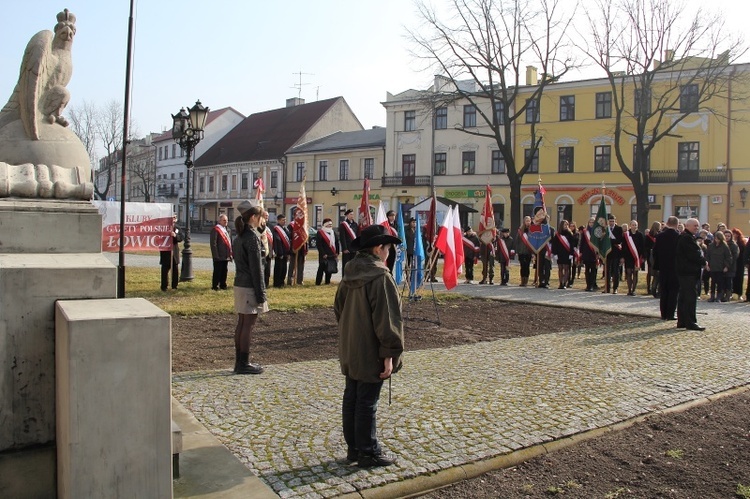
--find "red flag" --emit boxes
[291,176,308,252]
[358,179,373,228]
[435,208,457,290]
[478,185,495,245]
[424,194,437,246]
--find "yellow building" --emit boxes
[382,65,750,234]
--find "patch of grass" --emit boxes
[736,483,750,498]
[604,487,628,499]
[565,480,582,489]
[545,485,562,495]
[665,449,684,459]
[128,242,213,259]
[125,267,337,315]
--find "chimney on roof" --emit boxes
[286,97,306,107]
[526,66,538,86]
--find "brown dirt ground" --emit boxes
[172,299,750,498]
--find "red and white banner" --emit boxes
[435,206,458,290]
[478,184,495,245]
[291,177,309,252]
[359,178,373,228]
[93,201,173,252]
[451,205,464,275]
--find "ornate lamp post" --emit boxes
[171,100,209,282]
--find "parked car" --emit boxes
[308,227,317,249]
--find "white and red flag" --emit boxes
[254,177,265,208]
[290,176,308,252]
[451,205,464,275]
[358,178,373,228]
[435,207,458,290]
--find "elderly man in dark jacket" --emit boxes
[653,216,680,321]
[334,224,404,468]
[675,218,708,331]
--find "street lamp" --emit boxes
[171,99,209,282]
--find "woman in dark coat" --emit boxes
[231,202,268,375]
[731,228,746,300]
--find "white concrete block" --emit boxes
[56,298,172,499]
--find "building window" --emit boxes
[435,107,447,129]
[402,154,416,177]
[231,174,237,191]
[199,177,205,193]
[172,144,177,158]
[318,160,328,181]
[179,172,183,178]
[241,172,248,190]
[632,145,650,170]
[270,170,278,188]
[178,183,183,189]
[524,149,539,173]
[158,148,162,161]
[596,92,612,118]
[594,145,611,172]
[491,150,506,174]
[208,176,215,192]
[339,159,349,180]
[252,172,259,187]
[170,173,175,179]
[558,147,574,173]
[221,175,228,191]
[634,88,651,117]
[559,96,575,121]
[463,105,476,127]
[493,101,505,126]
[525,99,540,123]
[462,151,476,175]
[404,110,416,131]
[296,162,305,182]
[678,142,699,171]
[434,153,447,175]
[680,84,699,113]
[363,158,375,179]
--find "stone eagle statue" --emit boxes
[0,9,76,139]
[0,9,93,200]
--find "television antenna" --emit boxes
[291,69,314,99]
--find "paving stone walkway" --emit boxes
[172,285,750,498]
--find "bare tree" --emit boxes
[582,0,748,228]
[67,100,99,173]
[128,146,156,203]
[409,0,575,232]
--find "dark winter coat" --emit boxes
[334,252,404,384]
[675,231,707,279]
[232,224,266,304]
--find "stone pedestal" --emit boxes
[56,298,172,499]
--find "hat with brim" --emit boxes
[237,200,256,217]
[351,224,402,251]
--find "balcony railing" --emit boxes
[381,175,431,187]
[157,188,178,197]
[649,168,728,183]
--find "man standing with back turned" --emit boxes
[675,218,707,331]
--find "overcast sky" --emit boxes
[1,0,747,148]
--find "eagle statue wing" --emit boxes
[18,30,53,140]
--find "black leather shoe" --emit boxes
[235,363,264,375]
[686,323,706,331]
[358,452,396,468]
[345,449,358,464]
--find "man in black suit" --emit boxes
[160,214,184,291]
[675,218,707,331]
[339,209,359,276]
[652,216,680,320]
[605,214,624,293]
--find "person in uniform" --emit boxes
[496,227,515,286]
[210,214,232,291]
[339,209,359,276]
[462,226,480,284]
[271,214,291,287]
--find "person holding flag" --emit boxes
[622,220,645,296]
[287,177,309,286]
[339,209,359,276]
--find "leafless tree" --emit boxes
[67,100,99,173]
[409,0,575,232]
[581,0,748,228]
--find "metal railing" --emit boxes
[381,175,432,187]
[649,168,728,183]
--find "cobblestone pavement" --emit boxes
[172,283,750,498]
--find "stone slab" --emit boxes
[0,253,116,451]
[56,298,172,499]
[0,199,102,253]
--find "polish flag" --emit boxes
[435,207,457,290]
[451,205,464,275]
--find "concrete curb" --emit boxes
[336,384,750,499]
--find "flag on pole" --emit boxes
[590,188,612,259]
[395,205,406,285]
[424,193,437,248]
[478,184,495,245]
[375,201,387,226]
[451,205,464,275]
[290,176,308,252]
[435,207,458,290]
[254,177,265,208]
[410,213,425,296]
[358,178,373,228]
